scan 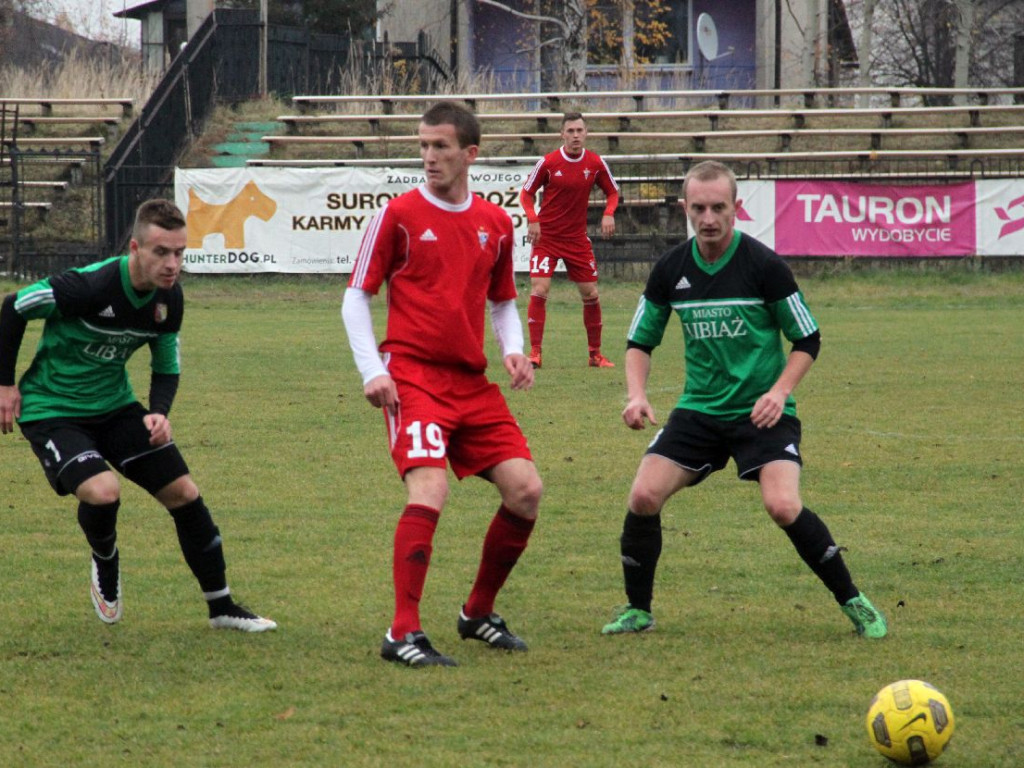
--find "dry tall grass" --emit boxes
[0,48,157,109]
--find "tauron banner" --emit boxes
[174,166,534,273]
[773,181,976,257]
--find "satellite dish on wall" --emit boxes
[696,13,719,61]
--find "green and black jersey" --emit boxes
[10,256,183,422]
[627,231,818,421]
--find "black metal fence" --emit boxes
[104,9,261,259]
[267,25,351,97]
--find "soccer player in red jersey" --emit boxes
[520,112,620,369]
[342,101,543,667]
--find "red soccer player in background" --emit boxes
[521,112,619,369]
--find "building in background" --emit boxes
[114,0,188,75]
[377,0,856,93]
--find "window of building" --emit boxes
[588,0,689,66]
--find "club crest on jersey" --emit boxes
[154,303,168,323]
[478,228,489,247]
[583,169,592,179]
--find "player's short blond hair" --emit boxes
[682,161,737,203]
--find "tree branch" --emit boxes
[473,0,568,39]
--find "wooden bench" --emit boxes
[265,131,641,155]
[248,147,1024,181]
[277,104,1024,142]
[19,180,69,192]
[291,87,1024,114]
[2,136,105,150]
[0,97,133,117]
[17,116,121,130]
[777,125,1024,151]
[263,121,1024,157]
[714,86,1024,109]
[0,201,53,212]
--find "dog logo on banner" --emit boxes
[186,180,278,249]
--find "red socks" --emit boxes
[464,505,536,619]
[391,504,535,633]
[583,297,603,354]
[528,293,547,352]
[390,504,440,638]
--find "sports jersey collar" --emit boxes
[119,256,156,308]
[417,184,473,212]
[558,147,586,163]
[692,231,741,274]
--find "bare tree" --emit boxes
[857,0,877,103]
[861,0,1023,99]
[474,0,588,91]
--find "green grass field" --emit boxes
[1,270,1022,767]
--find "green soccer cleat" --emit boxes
[841,593,887,638]
[601,605,655,635]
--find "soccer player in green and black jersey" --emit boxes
[601,161,887,639]
[0,199,275,632]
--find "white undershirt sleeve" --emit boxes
[341,287,388,385]
[488,298,524,359]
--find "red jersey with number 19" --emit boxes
[349,185,517,373]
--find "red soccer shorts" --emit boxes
[383,355,532,480]
[529,239,599,283]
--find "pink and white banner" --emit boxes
[176,170,1024,273]
[773,181,977,257]
[975,179,1024,256]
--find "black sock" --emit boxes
[783,507,858,604]
[620,511,662,613]
[168,496,228,596]
[78,500,120,559]
[206,595,235,617]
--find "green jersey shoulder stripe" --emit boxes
[14,285,55,314]
[784,292,818,337]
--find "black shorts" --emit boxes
[19,403,190,497]
[645,408,803,484]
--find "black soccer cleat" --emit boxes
[381,630,458,667]
[457,609,528,651]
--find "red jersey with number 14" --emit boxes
[349,185,517,373]
[522,147,619,243]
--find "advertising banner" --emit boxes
[974,179,1024,256]
[773,181,976,257]
[734,180,776,249]
[175,165,534,273]
[176,170,1022,270]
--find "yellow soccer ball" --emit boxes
[866,679,955,765]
